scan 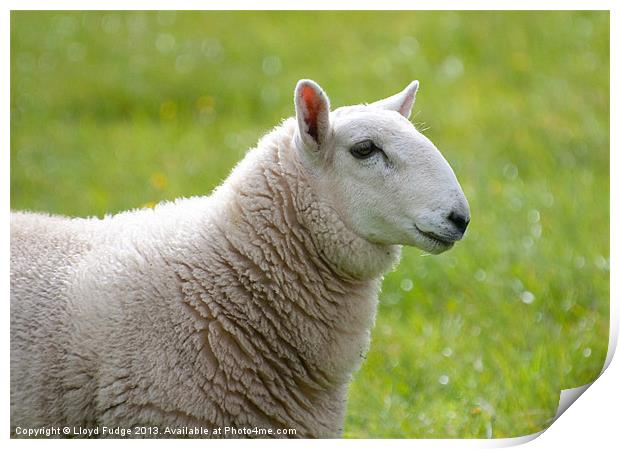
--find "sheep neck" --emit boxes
[208,119,402,386]
[276,119,402,281]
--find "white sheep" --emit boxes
[10,79,470,438]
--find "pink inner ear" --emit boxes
[300,85,321,142]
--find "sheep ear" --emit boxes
[371,80,419,119]
[294,79,331,150]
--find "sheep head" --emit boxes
[293,79,470,255]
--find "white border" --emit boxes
[2,2,615,448]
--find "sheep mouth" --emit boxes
[414,225,455,246]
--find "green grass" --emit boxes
[10,11,609,438]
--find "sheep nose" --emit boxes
[448,210,470,234]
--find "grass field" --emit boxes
[10,11,610,438]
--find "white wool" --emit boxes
[10,80,469,438]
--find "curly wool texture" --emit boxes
[10,118,402,438]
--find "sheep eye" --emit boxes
[350,140,382,160]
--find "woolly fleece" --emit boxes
[10,118,402,438]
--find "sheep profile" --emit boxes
[10,79,470,438]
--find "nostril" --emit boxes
[448,211,470,234]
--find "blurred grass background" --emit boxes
[10,11,609,438]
